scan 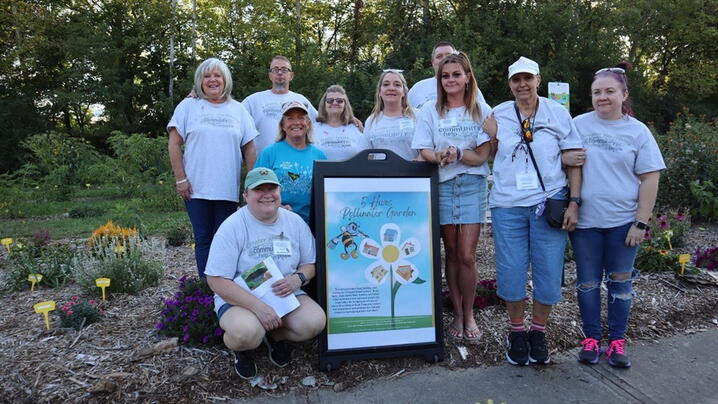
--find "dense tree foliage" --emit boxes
[1,0,716,173]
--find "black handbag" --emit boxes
[514,103,568,229]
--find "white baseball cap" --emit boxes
[508,56,540,79]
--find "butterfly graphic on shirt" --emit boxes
[287,171,300,181]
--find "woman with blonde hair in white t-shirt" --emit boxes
[412,51,494,343]
[364,69,419,160]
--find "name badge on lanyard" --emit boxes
[516,171,539,190]
[273,232,292,256]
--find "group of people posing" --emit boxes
[167,41,665,379]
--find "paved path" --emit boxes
[239,328,718,403]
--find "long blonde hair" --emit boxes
[368,70,415,123]
[435,52,482,122]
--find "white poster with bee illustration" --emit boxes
[324,177,435,350]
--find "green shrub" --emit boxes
[22,132,101,200]
[68,206,106,218]
[690,180,718,221]
[108,201,145,230]
[656,114,718,209]
[156,276,223,345]
[634,246,681,273]
[165,227,189,246]
[107,132,171,183]
[59,296,102,330]
[644,211,691,249]
[1,241,76,291]
[73,237,164,295]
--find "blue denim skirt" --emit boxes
[438,174,488,225]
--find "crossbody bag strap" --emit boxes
[513,102,545,192]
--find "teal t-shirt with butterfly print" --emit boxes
[256,140,327,223]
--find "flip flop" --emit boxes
[447,323,463,340]
[464,326,482,343]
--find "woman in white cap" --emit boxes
[489,56,583,366]
[313,84,369,160]
[412,51,493,343]
[364,69,419,160]
[206,167,326,380]
[167,57,258,278]
[256,101,327,224]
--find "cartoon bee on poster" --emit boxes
[327,221,369,259]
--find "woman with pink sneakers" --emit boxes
[569,62,665,368]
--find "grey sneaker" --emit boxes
[606,339,631,368]
[578,337,600,365]
[506,331,529,366]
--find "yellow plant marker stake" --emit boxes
[28,273,43,291]
[1,237,13,252]
[33,301,56,330]
[679,254,691,274]
[96,277,111,301]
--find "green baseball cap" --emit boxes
[244,167,280,191]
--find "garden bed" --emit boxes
[1,224,717,402]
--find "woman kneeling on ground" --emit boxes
[205,167,326,379]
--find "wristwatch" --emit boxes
[568,197,582,206]
[294,272,308,287]
[633,220,649,230]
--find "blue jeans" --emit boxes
[185,199,237,277]
[570,222,638,341]
[491,203,568,305]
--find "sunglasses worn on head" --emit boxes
[269,67,292,73]
[326,98,345,104]
[595,67,625,75]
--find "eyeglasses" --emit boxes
[325,98,345,104]
[269,67,292,74]
[595,67,625,75]
[521,118,533,143]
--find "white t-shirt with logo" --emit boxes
[205,207,316,312]
[411,102,493,182]
[242,90,318,155]
[313,122,370,161]
[364,113,418,161]
[407,77,487,109]
[573,111,665,229]
[167,98,258,202]
[489,97,583,208]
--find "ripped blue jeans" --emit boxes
[570,222,638,341]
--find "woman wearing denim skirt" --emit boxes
[569,63,665,368]
[412,51,493,343]
[489,56,583,366]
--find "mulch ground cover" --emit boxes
[1,224,717,402]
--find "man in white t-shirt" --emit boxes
[407,41,487,109]
[243,56,318,156]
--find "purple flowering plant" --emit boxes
[694,246,718,271]
[156,276,224,345]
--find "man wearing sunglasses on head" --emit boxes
[243,56,318,157]
[407,41,487,110]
